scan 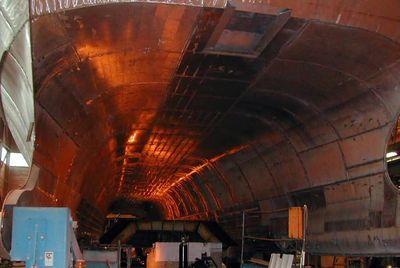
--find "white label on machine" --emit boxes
[44,252,54,266]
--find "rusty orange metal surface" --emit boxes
[29,2,400,255]
[1,0,400,257]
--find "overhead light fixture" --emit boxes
[386,151,398,158]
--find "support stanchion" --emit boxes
[240,211,245,267]
[299,205,308,268]
[240,206,308,267]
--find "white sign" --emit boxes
[44,251,54,266]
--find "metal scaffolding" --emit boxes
[240,205,308,267]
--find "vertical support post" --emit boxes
[117,240,121,268]
[32,224,39,267]
[71,226,85,267]
[300,205,308,268]
[126,248,131,268]
[179,237,188,268]
[240,211,245,267]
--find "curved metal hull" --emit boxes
[1,0,400,256]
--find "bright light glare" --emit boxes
[127,131,137,144]
[1,148,7,162]
[9,153,28,167]
[386,151,398,158]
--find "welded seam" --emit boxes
[274,22,398,151]
[208,161,237,203]
[290,121,392,155]
[289,170,386,196]
[231,158,256,201]
[250,143,289,203]
[56,13,84,63]
[157,20,312,204]
[128,9,204,196]
[57,7,198,197]
[193,172,222,212]
[78,48,183,59]
[178,181,199,216]
[170,184,189,216]
[273,58,394,122]
[201,175,223,212]
[184,180,207,214]
[175,73,249,83]
[167,192,182,218]
[35,102,81,148]
[231,110,312,187]
[187,179,211,217]
[252,89,342,143]
[253,87,388,180]
[164,201,177,219]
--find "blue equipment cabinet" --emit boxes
[10,207,74,267]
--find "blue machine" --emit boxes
[10,207,83,268]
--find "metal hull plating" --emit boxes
[1,0,400,256]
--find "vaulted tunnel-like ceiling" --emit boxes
[2,0,400,256]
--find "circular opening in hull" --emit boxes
[386,118,400,189]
